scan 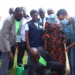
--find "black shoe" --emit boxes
[24,64,28,69]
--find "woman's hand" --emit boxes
[64,47,69,53]
[63,40,67,44]
[44,44,47,50]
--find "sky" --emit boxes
[0,0,75,28]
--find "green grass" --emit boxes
[0,56,53,75]
[0,55,28,75]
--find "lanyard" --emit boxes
[15,19,20,35]
[34,20,39,27]
[34,21,42,30]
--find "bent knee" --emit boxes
[58,62,63,70]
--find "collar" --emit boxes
[23,17,28,20]
[40,17,45,20]
[40,18,46,22]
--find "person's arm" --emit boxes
[25,24,30,51]
[42,31,50,50]
[68,41,75,48]
[65,41,75,52]
[42,22,49,50]
[26,31,30,51]
[58,24,67,44]
[45,49,57,62]
[44,39,47,50]
[63,34,67,44]
[2,20,14,62]
[2,20,11,51]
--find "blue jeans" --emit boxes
[26,51,30,73]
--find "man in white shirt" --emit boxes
[17,7,30,65]
[38,8,49,30]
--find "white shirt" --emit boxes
[25,23,29,31]
[21,17,30,42]
[25,22,40,31]
[0,16,2,30]
[39,18,47,30]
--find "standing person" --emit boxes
[38,8,49,30]
[17,7,30,65]
[25,10,44,74]
[21,7,29,20]
[42,9,66,75]
[9,8,14,15]
[0,7,23,75]
[57,9,75,75]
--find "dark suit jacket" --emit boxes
[38,17,49,22]
[29,47,57,71]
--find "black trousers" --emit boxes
[17,42,27,65]
[9,46,16,69]
[9,42,27,69]
[29,61,63,75]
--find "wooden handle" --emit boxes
[64,43,66,50]
[64,43,71,74]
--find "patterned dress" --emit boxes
[42,22,65,75]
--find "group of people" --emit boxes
[0,7,75,75]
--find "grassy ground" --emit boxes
[0,55,28,75]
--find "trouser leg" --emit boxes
[17,42,27,65]
[26,52,30,73]
[46,61,63,75]
[0,52,9,75]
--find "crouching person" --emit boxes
[29,47,63,75]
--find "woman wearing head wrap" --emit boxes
[42,9,66,75]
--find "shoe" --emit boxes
[24,64,28,69]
